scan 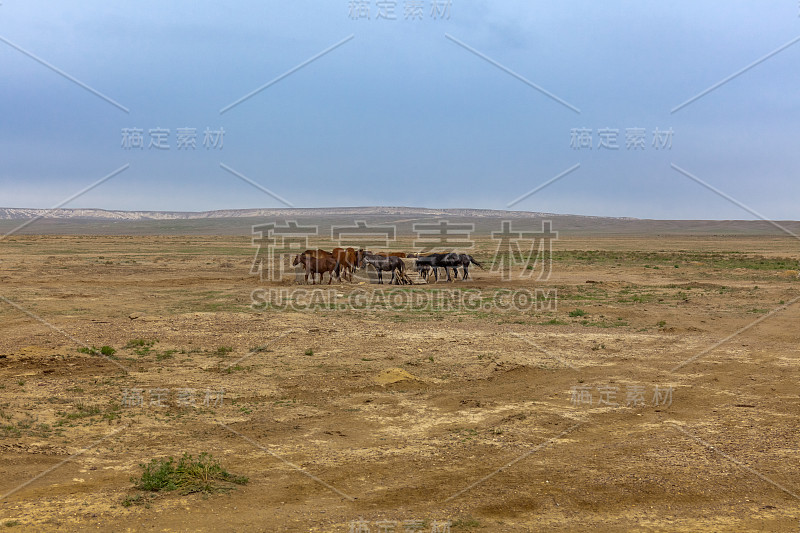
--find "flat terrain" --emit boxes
[1,229,800,531]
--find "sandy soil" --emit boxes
[1,233,799,532]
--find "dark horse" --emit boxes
[457,253,483,280]
[358,251,406,284]
[414,253,462,282]
[415,253,482,282]
[292,250,338,284]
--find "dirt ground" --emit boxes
[1,232,799,532]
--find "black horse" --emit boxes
[457,254,483,280]
[415,253,462,282]
[415,253,483,282]
[359,252,406,284]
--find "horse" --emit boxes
[457,254,483,280]
[331,247,358,282]
[414,253,463,282]
[292,251,338,285]
[358,251,406,285]
[416,263,432,281]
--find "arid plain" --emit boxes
[1,216,799,532]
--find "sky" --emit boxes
[0,1,799,220]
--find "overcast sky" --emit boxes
[1,1,798,219]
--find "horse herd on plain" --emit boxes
[291,248,483,285]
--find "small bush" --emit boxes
[121,494,150,507]
[132,453,248,495]
[78,345,117,357]
[569,309,587,317]
[304,349,314,356]
[125,339,155,349]
[156,350,176,361]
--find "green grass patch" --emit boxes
[77,345,115,356]
[540,318,569,326]
[125,339,157,356]
[125,339,156,349]
[131,452,248,495]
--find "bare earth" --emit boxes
[1,232,799,531]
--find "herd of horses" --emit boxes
[291,248,483,285]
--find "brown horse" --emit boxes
[331,247,358,282]
[292,251,338,285]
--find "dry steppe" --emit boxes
[1,224,799,531]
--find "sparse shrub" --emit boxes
[156,350,176,361]
[121,494,148,507]
[214,346,234,356]
[304,349,314,356]
[100,346,116,356]
[569,309,587,317]
[451,517,480,528]
[131,453,248,495]
[125,339,155,349]
[125,339,156,356]
[250,345,273,353]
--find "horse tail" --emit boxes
[470,256,484,269]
